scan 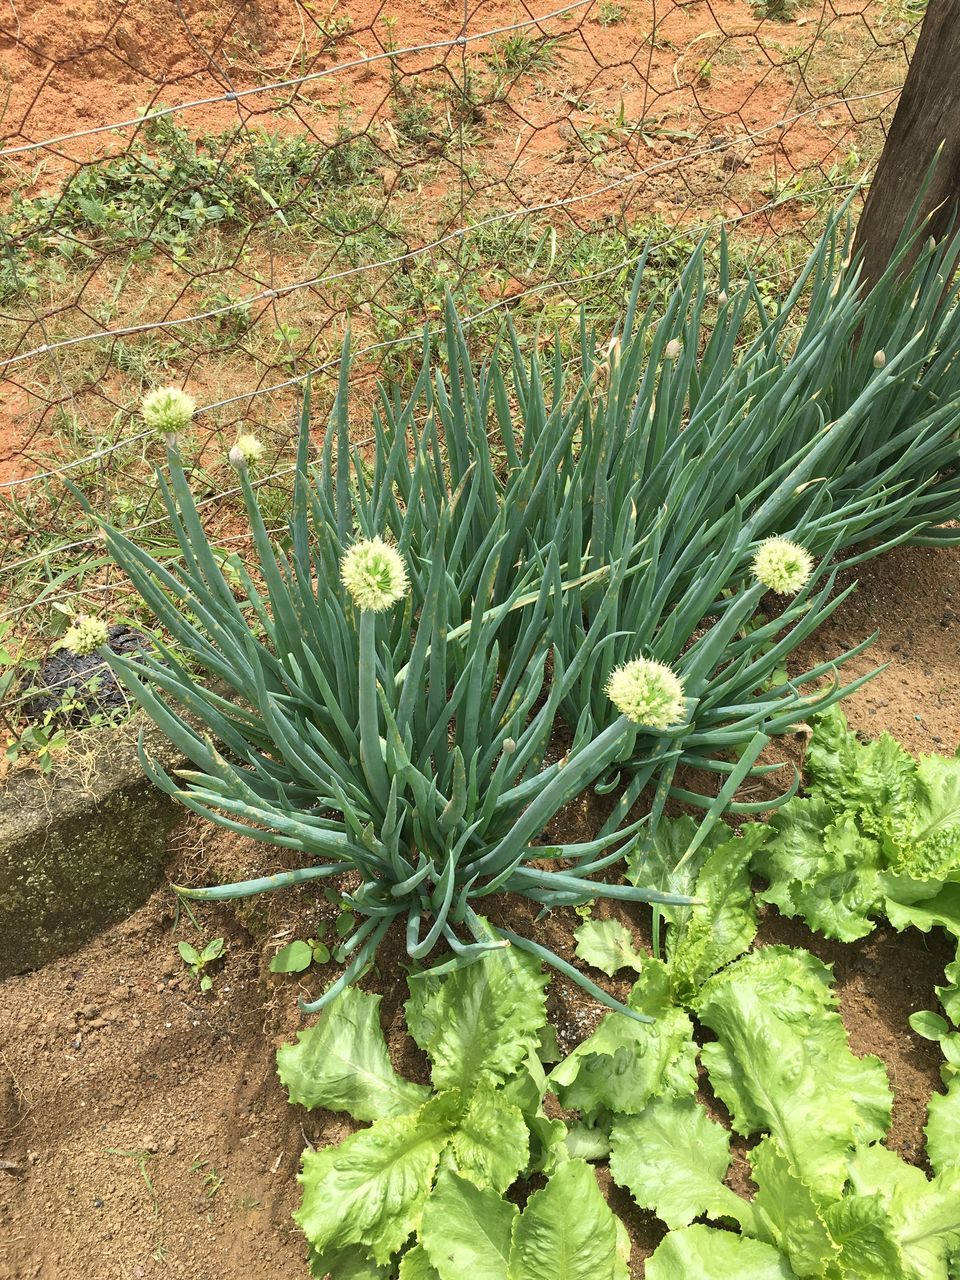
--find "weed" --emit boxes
[177,936,226,992]
[878,0,926,19]
[485,32,565,88]
[107,1148,159,1214]
[189,1157,225,1199]
[2,638,129,774]
[750,0,809,18]
[0,116,381,300]
[597,2,626,24]
[315,8,353,42]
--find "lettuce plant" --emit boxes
[748,708,960,1104]
[88,434,688,1012]
[273,793,960,1280]
[751,706,960,942]
[610,945,960,1280]
[547,819,960,1280]
[276,945,630,1278]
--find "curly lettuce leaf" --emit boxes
[900,757,960,879]
[626,816,702,911]
[806,706,916,844]
[805,708,960,884]
[928,1077,960,1175]
[419,1168,517,1280]
[499,1053,568,1175]
[886,884,960,937]
[509,1158,629,1280]
[749,1136,838,1275]
[820,1194,903,1278]
[849,1143,960,1279]
[448,1087,529,1193]
[627,816,762,994]
[548,955,697,1119]
[398,1245,441,1279]
[406,947,547,1098]
[573,919,646,977]
[754,798,883,941]
[308,1244,391,1278]
[563,1123,610,1162]
[646,1225,797,1279]
[665,824,766,998]
[277,987,429,1121]
[609,1094,751,1231]
[296,1093,456,1263]
[696,947,891,1198]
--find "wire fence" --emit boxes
[0,0,923,726]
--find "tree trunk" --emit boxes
[852,0,960,288]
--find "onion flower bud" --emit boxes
[62,616,109,656]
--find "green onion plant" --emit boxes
[86,430,689,1015]
[79,206,960,1010]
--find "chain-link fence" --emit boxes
[0,0,923,739]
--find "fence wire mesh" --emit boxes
[0,0,923,736]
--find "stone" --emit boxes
[0,715,182,978]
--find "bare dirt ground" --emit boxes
[1,540,958,1280]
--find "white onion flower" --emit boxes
[141,386,196,445]
[62,616,109,656]
[606,657,686,729]
[340,538,409,612]
[752,537,814,595]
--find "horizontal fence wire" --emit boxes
[0,0,923,724]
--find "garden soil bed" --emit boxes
[1,540,959,1279]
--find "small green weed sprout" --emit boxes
[270,931,334,973]
[597,2,626,24]
[177,936,226,992]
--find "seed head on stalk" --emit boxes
[62,616,109,656]
[229,433,264,470]
[141,386,196,447]
[606,658,686,729]
[340,538,409,612]
[752,537,814,595]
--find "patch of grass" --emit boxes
[880,0,926,17]
[750,0,814,18]
[0,114,382,301]
[485,32,566,87]
[597,2,626,25]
